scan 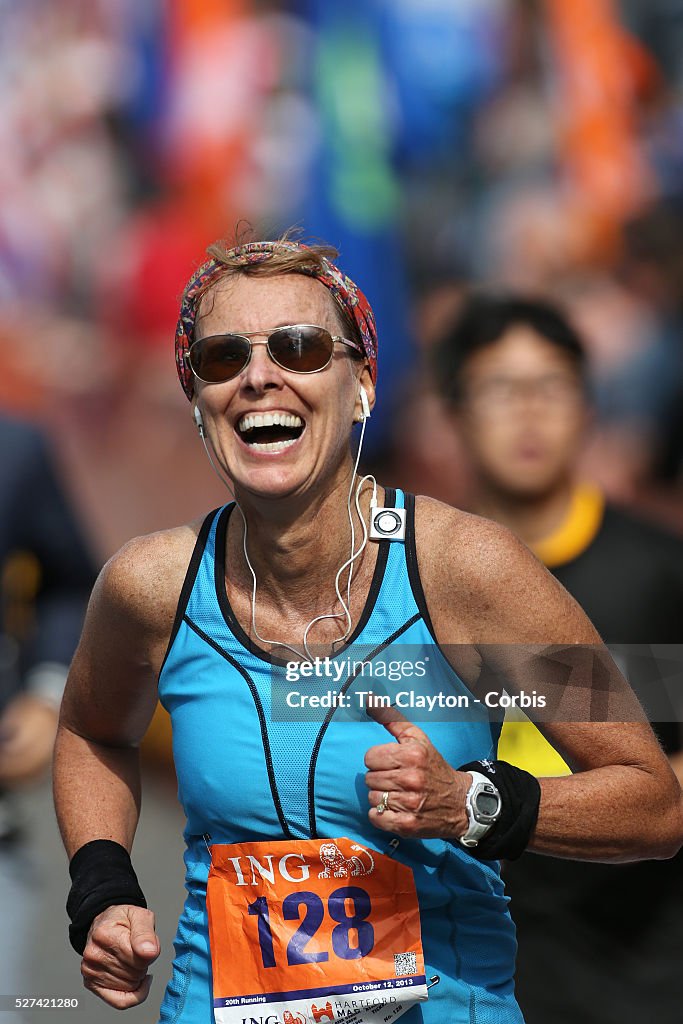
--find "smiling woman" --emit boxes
[178,242,376,522]
[53,233,683,1024]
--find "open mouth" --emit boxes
[236,412,305,452]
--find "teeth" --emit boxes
[247,437,299,452]
[237,412,304,433]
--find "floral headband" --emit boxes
[175,240,378,399]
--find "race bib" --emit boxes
[207,836,428,1024]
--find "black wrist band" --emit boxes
[455,759,541,861]
[66,839,147,955]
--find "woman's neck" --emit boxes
[227,469,381,617]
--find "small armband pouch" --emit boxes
[456,759,541,861]
[66,839,147,954]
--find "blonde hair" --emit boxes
[195,228,361,346]
[207,226,340,277]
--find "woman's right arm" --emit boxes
[53,528,195,1008]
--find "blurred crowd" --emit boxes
[1,0,683,1018]
[1,0,683,559]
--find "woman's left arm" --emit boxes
[381,499,683,863]
[517,720,682,860]
[469,536,682,861]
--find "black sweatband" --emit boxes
[66,840,147,955]
[455,759,541,861]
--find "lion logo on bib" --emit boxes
[318,841,375,878]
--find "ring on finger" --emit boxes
[376,790,390,815]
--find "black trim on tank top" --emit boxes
[157,508,222,683]
[213,490,397,668]
[405,492,438,643]
[182,614,293,839]
[307,611,421,839]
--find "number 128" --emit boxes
[248,886,374,968]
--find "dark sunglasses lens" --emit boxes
[268,326,334,372]
[189,335,251,383]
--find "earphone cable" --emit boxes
[301,412,374,658]
[198,410,374,661]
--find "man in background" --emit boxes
[432,294,683,1024]
[0,412,96,1015]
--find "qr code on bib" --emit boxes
[394,952,417,976]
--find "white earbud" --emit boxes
[358,385,371,421]
[193,405,204,435]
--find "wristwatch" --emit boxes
[458,771,502,848]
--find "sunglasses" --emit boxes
[185,324,364,385]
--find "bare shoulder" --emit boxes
[412,494,535,598]
[412,494,599,644]
[413,494,525,571]
[94,516,207,640]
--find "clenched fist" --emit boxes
[364,704,471,840]
[81,904,160,1009]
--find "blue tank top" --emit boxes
[157,490,523,1024]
